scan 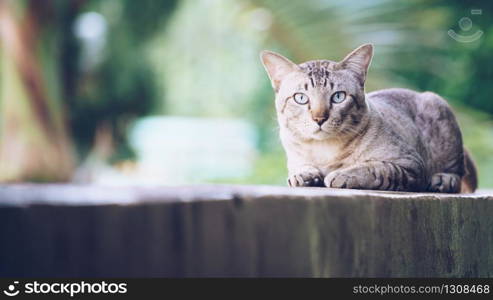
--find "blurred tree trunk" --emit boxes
[0,0,75,182]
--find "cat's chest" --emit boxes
[299,141,342,168]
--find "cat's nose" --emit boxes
[313,116,328,126]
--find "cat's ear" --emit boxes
[260,50,300,92]
[339,44,373,82]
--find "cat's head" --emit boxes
[260,44,373,141]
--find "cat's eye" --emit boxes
[331,91,347,103]
[293,93,309,105]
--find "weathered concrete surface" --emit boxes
[0,184,492,277]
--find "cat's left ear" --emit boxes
[339,44,373,82]
[260,50,300,92]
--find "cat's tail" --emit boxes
[461,148,478,193]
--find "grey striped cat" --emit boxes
[261,44,477,193]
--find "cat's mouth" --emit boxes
[312,127,332,140]
[315,125,331,132]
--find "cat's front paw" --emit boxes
[287,167,324,187]
[324,170,363,189]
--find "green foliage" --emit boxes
[62,0,178,158]
[455,107,493,188]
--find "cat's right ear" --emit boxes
[260,51,299,92]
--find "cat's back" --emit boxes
[366,88,423,120]
[366,87,456,125]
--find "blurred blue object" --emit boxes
[129,116,258,184]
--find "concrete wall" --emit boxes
[0,184,492,277]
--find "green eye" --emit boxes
[331,91,347,103]
[293,93,309,105]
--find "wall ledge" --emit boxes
[0,184,492,277]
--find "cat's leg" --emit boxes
[288,165,324,187]
[324,161,425,191]
[429,173,461,193]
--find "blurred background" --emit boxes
[0,0,492,187]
